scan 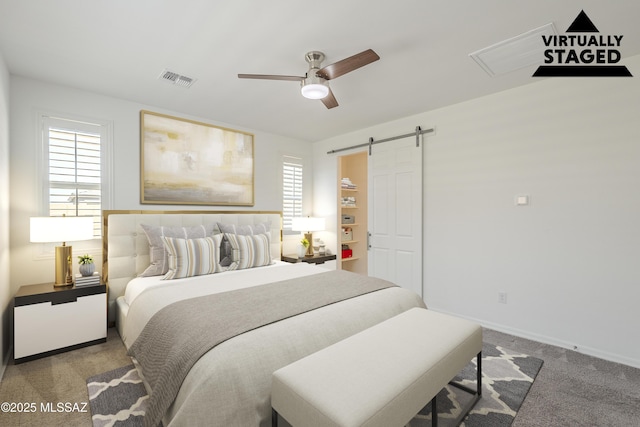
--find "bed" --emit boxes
[103,210,426,427]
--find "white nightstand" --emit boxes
[14,282,107,363]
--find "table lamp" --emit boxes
[292,217,325,257]
[30,216,94,286]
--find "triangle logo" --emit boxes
[566,10,599,33]
[533,10,632,77]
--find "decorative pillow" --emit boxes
[224,233,273,271]
[140,223,217,277]
[162,234,224,280]
[216,221,271,236]
[217,222,271,266]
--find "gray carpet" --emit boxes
[86,343,542,427]
[482,329,640,427]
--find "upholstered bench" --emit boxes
[271,308,482,427]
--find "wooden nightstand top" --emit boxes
[15,282,106,307]
[281,254,337,264]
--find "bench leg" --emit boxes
[447,351,482,425]
[431,395,438,427]
[272,408,278,427]
[477,351,482,396]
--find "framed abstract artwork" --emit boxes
[140,110,254,206]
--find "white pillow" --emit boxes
[216,221,271,235]
[162,234,224,280]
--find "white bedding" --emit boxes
[124,268,426,426]
[124,260,305,306]
[120,261,325,348]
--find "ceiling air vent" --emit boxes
[158,69,196,88]
[469,23,558,76]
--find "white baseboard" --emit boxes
[430,308,640,370]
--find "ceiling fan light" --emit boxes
[301,83,329,99]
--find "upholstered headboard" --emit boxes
[102,210,282,323]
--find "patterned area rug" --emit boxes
[410,343,543,426]
[86,365,147,427]
[86,343,542,427]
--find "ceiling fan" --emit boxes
[238,49,380,109]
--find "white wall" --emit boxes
[5,57,639,369]
[0,51,11,376]
[8,76,313,300]
[314,54,640,368]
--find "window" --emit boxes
[282,156,303,234]
[41,114,112,239]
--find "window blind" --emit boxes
[282,157,303,233]
[46,118,102,238]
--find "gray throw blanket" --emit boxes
[128,269,396,427]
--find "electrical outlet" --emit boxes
[498,292,508,304]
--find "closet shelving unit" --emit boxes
[338,151,367,275]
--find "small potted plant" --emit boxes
[298,238,310,258]
[77,254,95,277]
[300,237,314,257]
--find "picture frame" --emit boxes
[140,110,254,206]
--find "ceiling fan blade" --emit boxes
[237,74,303,81]
[321,88,339,109]
[317,49,380,80]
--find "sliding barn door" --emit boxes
[368,138,423,296]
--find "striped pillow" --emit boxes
[162,234,224,280]
[140,223,217,277]
[217,222,272,267]
[225,233,272,271]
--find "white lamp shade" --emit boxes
[30,216,94,243]
[301,83,329,100]
[291,217,325,233]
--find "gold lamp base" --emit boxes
[304,232,314,257]
[54,244,74,287]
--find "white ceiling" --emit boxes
[1,0,639,142]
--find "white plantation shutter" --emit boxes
[282,156,303,234]
[43,116,107,239]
